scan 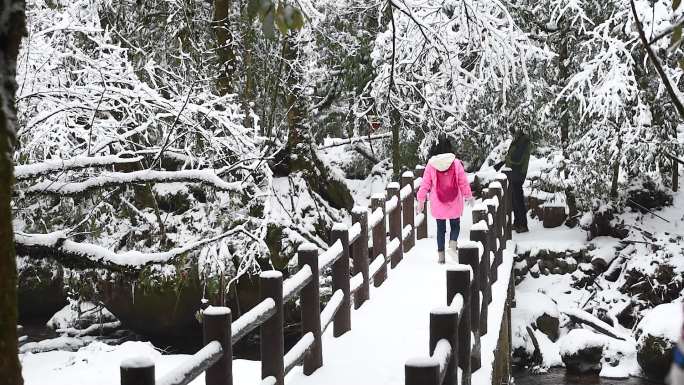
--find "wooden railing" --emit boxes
[119,167,429,385]
[404,173,514,385]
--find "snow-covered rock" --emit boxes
[47,301,117,330]
[635,302,684,380]
[558,329,606,373]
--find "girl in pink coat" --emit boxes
[417,138,473,263]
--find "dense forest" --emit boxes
[4,0,684,383]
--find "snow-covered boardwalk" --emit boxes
[283,212,514,385]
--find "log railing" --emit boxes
[404,174,514,385]
[120,167,429,385]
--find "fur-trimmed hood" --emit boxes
[428,153,456,172]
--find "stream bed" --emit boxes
[514,368,662,385]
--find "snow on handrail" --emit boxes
[319,240,344,272]
[387,238,400,259]
[282,265,313,304]
[261,376,277,385]
[385,196,398,214]
[449,293,464,315]
[321,289,344,333]
[350,271,364,294]
[284,332,315,374]
[157,340,223,385]
[399,184,412,201]
[415,213,425,228]
[349,222,362,245]
[369,254,385,280]
[369,208,384,229]
[433,338,452,384]
[402,225,413,241]
[413,177,423,190]
[231,298,276,344]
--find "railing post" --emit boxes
[497,173,512,241]
[120,357,155,385]
[371,193,388,287]
[401,171,416,252]
[260,271,284,385]
[351,207,370,308]
[489,182,505,268]
[471,211,490,339]
[204,306,232,385]
[430,308,459,385]
[457,245,481,371]
[405,358,440,385]
[387,182,403,267]
[331,224,351,337]
[448,267,472,385]
[484,194,500,283]
[298,245,323,375]
[414,166,428,240]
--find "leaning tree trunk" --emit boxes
[273,34,353,210]
[0,1,25,384]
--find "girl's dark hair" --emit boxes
[427,133,453,159]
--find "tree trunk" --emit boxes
[0,1,25,383]
[213,0,235,95]
[390,107,401,180]
[557,36,578,221]
[272,35,353,210]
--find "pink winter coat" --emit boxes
[417,153,473,220]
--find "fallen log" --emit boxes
[561,307,627,341]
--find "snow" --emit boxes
[470,220,489,231]
[120,356,154,369]
[400,184,412,201]
[387,238,401,258]
[458,240,483,259]
[14,154,143,180]
[21,341,263,385]
[284,332,315,373]
[369,254,386,278]
[558,329,607,355]
[402,171,415,178]
[433,339,452,375]
[47,301,116,330]
[260,270,283,280]
[283,266,313,303]
[157,341,223,385]
[413,178,422,190]
[350,272,364,293]
[387,182,400,190]
[385,196,399,213]
[231,298,276,343]
[320,290,344,333]
[351,206,368,215]
[298,242,318,252]
[319,240,344,272]
[369,208,384,229]
[331,223,348,232]
[349,222,362,243]
[402,225,412,241]
[202,306,231,316]
[636,302,684,343]
[405,356,438,367]
[26,169,241,195]
[415,213,425,227]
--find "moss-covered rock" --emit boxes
[562,346,603,374]
[637,334,673,381]
[17,256,67,320]
[99,264,204,338]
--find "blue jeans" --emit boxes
[436,218,460,251]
